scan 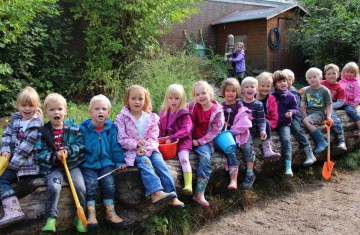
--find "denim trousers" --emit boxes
[193,143,212,180]
[226,151,238,167]
[82,165,116,202]
[291,117,311,149]
[0,169,18,201]
[44,167,86,218]
[331,110,344,134]
[344,105,360,122]
[239,133,256,162]
[135,151,176,197]
[265,119,272,140]
[277,125,291,161]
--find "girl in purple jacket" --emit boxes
[227,42,246,82]
[159,84,193,195]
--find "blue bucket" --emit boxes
[214,130,236,154]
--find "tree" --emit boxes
[290,0,360,68]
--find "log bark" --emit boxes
[1,110,359,234]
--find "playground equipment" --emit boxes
[184,29,214,59]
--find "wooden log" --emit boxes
[1,110,359,234]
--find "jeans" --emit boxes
[277,125,291,161]
[193,144,212,180]
[225,151,238,167]
[135,151,176,197]
[291,118,311,149]
[0,169,17,201]
[82,165,115,202]
[44,167,86,218]
[344,105,360,122]
[265,119,272,140]
[239,133,256,162]
[331,110,344,134]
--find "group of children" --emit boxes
[1,61,360,232]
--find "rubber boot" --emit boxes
[285,160,293,177]
[261,139,281,158]
[42,217,56,232]
[0,196,25,229]
[151,191,176,205]
[73,216,87,233]
[167,197,185,208]
[303,146,316,166]
[336,133,347,151]
[309,129,328,155]
[192,177,209,207]
[104,203,123,228]
[86,203,98,228]
[182,172,193,195]
[228,166,238,190]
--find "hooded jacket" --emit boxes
[272,89,299,127]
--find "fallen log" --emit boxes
[1,110,359,234]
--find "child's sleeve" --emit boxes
[65,126,85,159]
[287,95,299,116]
[169,114,193,142]
[332,86,345,109]
[114,113,138,150]
[144,113,160,157]
[354,82,360,105]
[1,120,12,154]
[197,110,224,145]
[228,52,244,62]
[266,95,278,130]
[256,104,266,133]
[35,130,56,165]
[110,125,125,167]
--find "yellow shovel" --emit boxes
[61,151,87,228]
[0,156,9,176]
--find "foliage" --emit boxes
[66,0,204,98]
[290,0,360,68]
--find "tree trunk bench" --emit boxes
[2,110,359,234]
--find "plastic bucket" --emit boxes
[214,130,236,154]
[158,138,178,160]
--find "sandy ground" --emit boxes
[195,171,360,235]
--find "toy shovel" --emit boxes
[322,120,334,180]
[0,156,9,176]
[61,151,87,228]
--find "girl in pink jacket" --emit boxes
[159,84,193,195]
[338,62,360,136]
[114,85,184,208]
[189,81,224,207]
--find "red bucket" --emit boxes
[158,138,178,160]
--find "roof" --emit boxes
[210,0,288,8]
[211,4,308,25]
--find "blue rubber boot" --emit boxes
[285,160,293,177]
[309,129,328,155]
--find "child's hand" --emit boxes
[1,152,10,160]
[326,116,333,122]
[165,138,171,144]
[137,139,146,148]
[260,131,267,140]
[56,149,68,161]
[117,165,127,170]
[299,88,305,95]
[193,140,199,147]
[285,112,292,118]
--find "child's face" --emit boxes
[242,82,257,100]
[128,89,145,114]
[224,85,237,103]
[194,85,211,107]
[306,74,321,88]
[325,68,339,84]
[235,45,243,52]
[258,80,272,97]
[168,95,181,112]
[344,69,356,80]
[18,103,38,121]
[275,80,288,91]
[45,101,67,128]
[287,76,294,88]
[90,100,110,125]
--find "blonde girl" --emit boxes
[159,84,193,195]
[114,85,184,208]
[338,62,360,136]
[189,81,224,207]
[227,42,246,82]
[0,86,42,228]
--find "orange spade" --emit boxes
[322,120,334,180]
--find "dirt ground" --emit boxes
[195,171,360,235]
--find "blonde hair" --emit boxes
[16,86,41,109]
[342,62,360,78]
[305,67,322,80]
[191,81,214,99]
[89,94,111,112]
[221,78,241,98]
[161,84,187,115]
[124,85,152,112]
[324,63,340,73]
[241,76,258,90]
[256,72,273,84]
[44,93,67,111]
[235,42,244,49]
[283,69,295,81]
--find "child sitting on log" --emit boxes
[80,95,126,228]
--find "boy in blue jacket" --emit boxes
[80,95,126,229]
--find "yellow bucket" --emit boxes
[0,156,9,176]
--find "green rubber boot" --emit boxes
[74,216,87,233]
[182,172,193,195]
[42,217,56,232]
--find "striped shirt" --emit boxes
[241,99,266,133]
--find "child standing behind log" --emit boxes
[158,84,193,195]
[0,87,42,229]
[80,95,126,228]
[35,93,87,233]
